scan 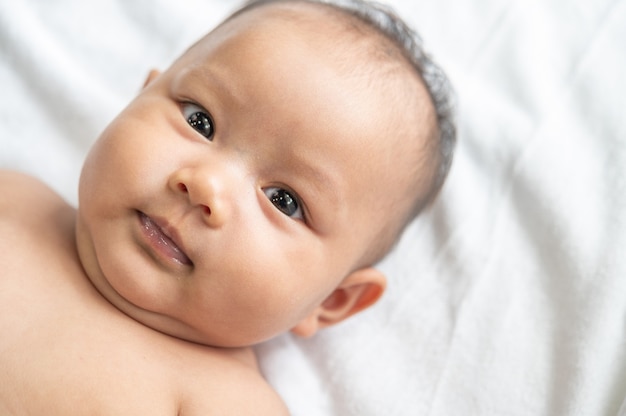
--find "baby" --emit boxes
[0,0,454,414]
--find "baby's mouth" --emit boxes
[138,212,193,266]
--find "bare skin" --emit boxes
[0,2,436,414]
[0,172,288,415]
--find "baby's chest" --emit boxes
[0,285,181,415]
[0,257,192,414]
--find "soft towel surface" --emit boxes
[1,0,625,414]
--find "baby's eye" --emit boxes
[182,103,214,140]
[264,187,303,219]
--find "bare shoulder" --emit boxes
[0,169,62,202]
[180,354,290,415]
[223,369,290,415]
[0,169,70,220]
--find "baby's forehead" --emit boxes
[190,1,432,123]
[206,1,408,70]
[196,4,435,137]
[228,10,427,149]
[226,1,379,37]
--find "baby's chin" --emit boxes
[95,283,276,348]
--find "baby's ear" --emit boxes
[142,69,161,89]
[290,267,386,338]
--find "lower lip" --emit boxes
[138,212,192,266]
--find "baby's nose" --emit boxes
[168,165,232,228]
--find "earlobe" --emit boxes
[142,69,161,89]
[290,267,387,338]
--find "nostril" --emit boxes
[203,205,211,215]
[178,183,188,193]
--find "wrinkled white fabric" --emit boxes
[2,0,625,414]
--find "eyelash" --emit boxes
[180,102,305,222]
[181,102,214,140]
[263,187,304,220]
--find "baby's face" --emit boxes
[76,3,433,347]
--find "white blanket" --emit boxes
[2,0,625,414]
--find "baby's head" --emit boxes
[76,0,455,347]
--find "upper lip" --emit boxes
[140,211,193,266]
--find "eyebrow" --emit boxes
[287,151,344,228]
[186,64,245,110]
